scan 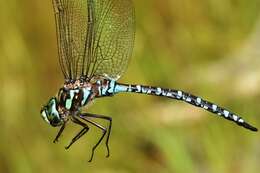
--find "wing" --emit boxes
[52,0,135,80]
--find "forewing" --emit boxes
[52,0,135,80]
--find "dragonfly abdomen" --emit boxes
[113,82,257,131]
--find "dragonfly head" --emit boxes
[41,97,63,127]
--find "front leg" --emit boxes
[53,123,66,143]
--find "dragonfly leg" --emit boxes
[78,113,111,162]
[65,116,89,149]
[80,113,112,157]
[53,123,66,143]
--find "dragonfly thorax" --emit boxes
[58,77,118,109]
[58,79,101,111]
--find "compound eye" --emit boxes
[49,112,62,126]
[41,109,50,124]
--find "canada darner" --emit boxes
[41,0,258,162]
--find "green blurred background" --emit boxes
[0,0,260,172]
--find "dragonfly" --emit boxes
[41,0,258,162]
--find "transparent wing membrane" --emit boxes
[52,0,135,80]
